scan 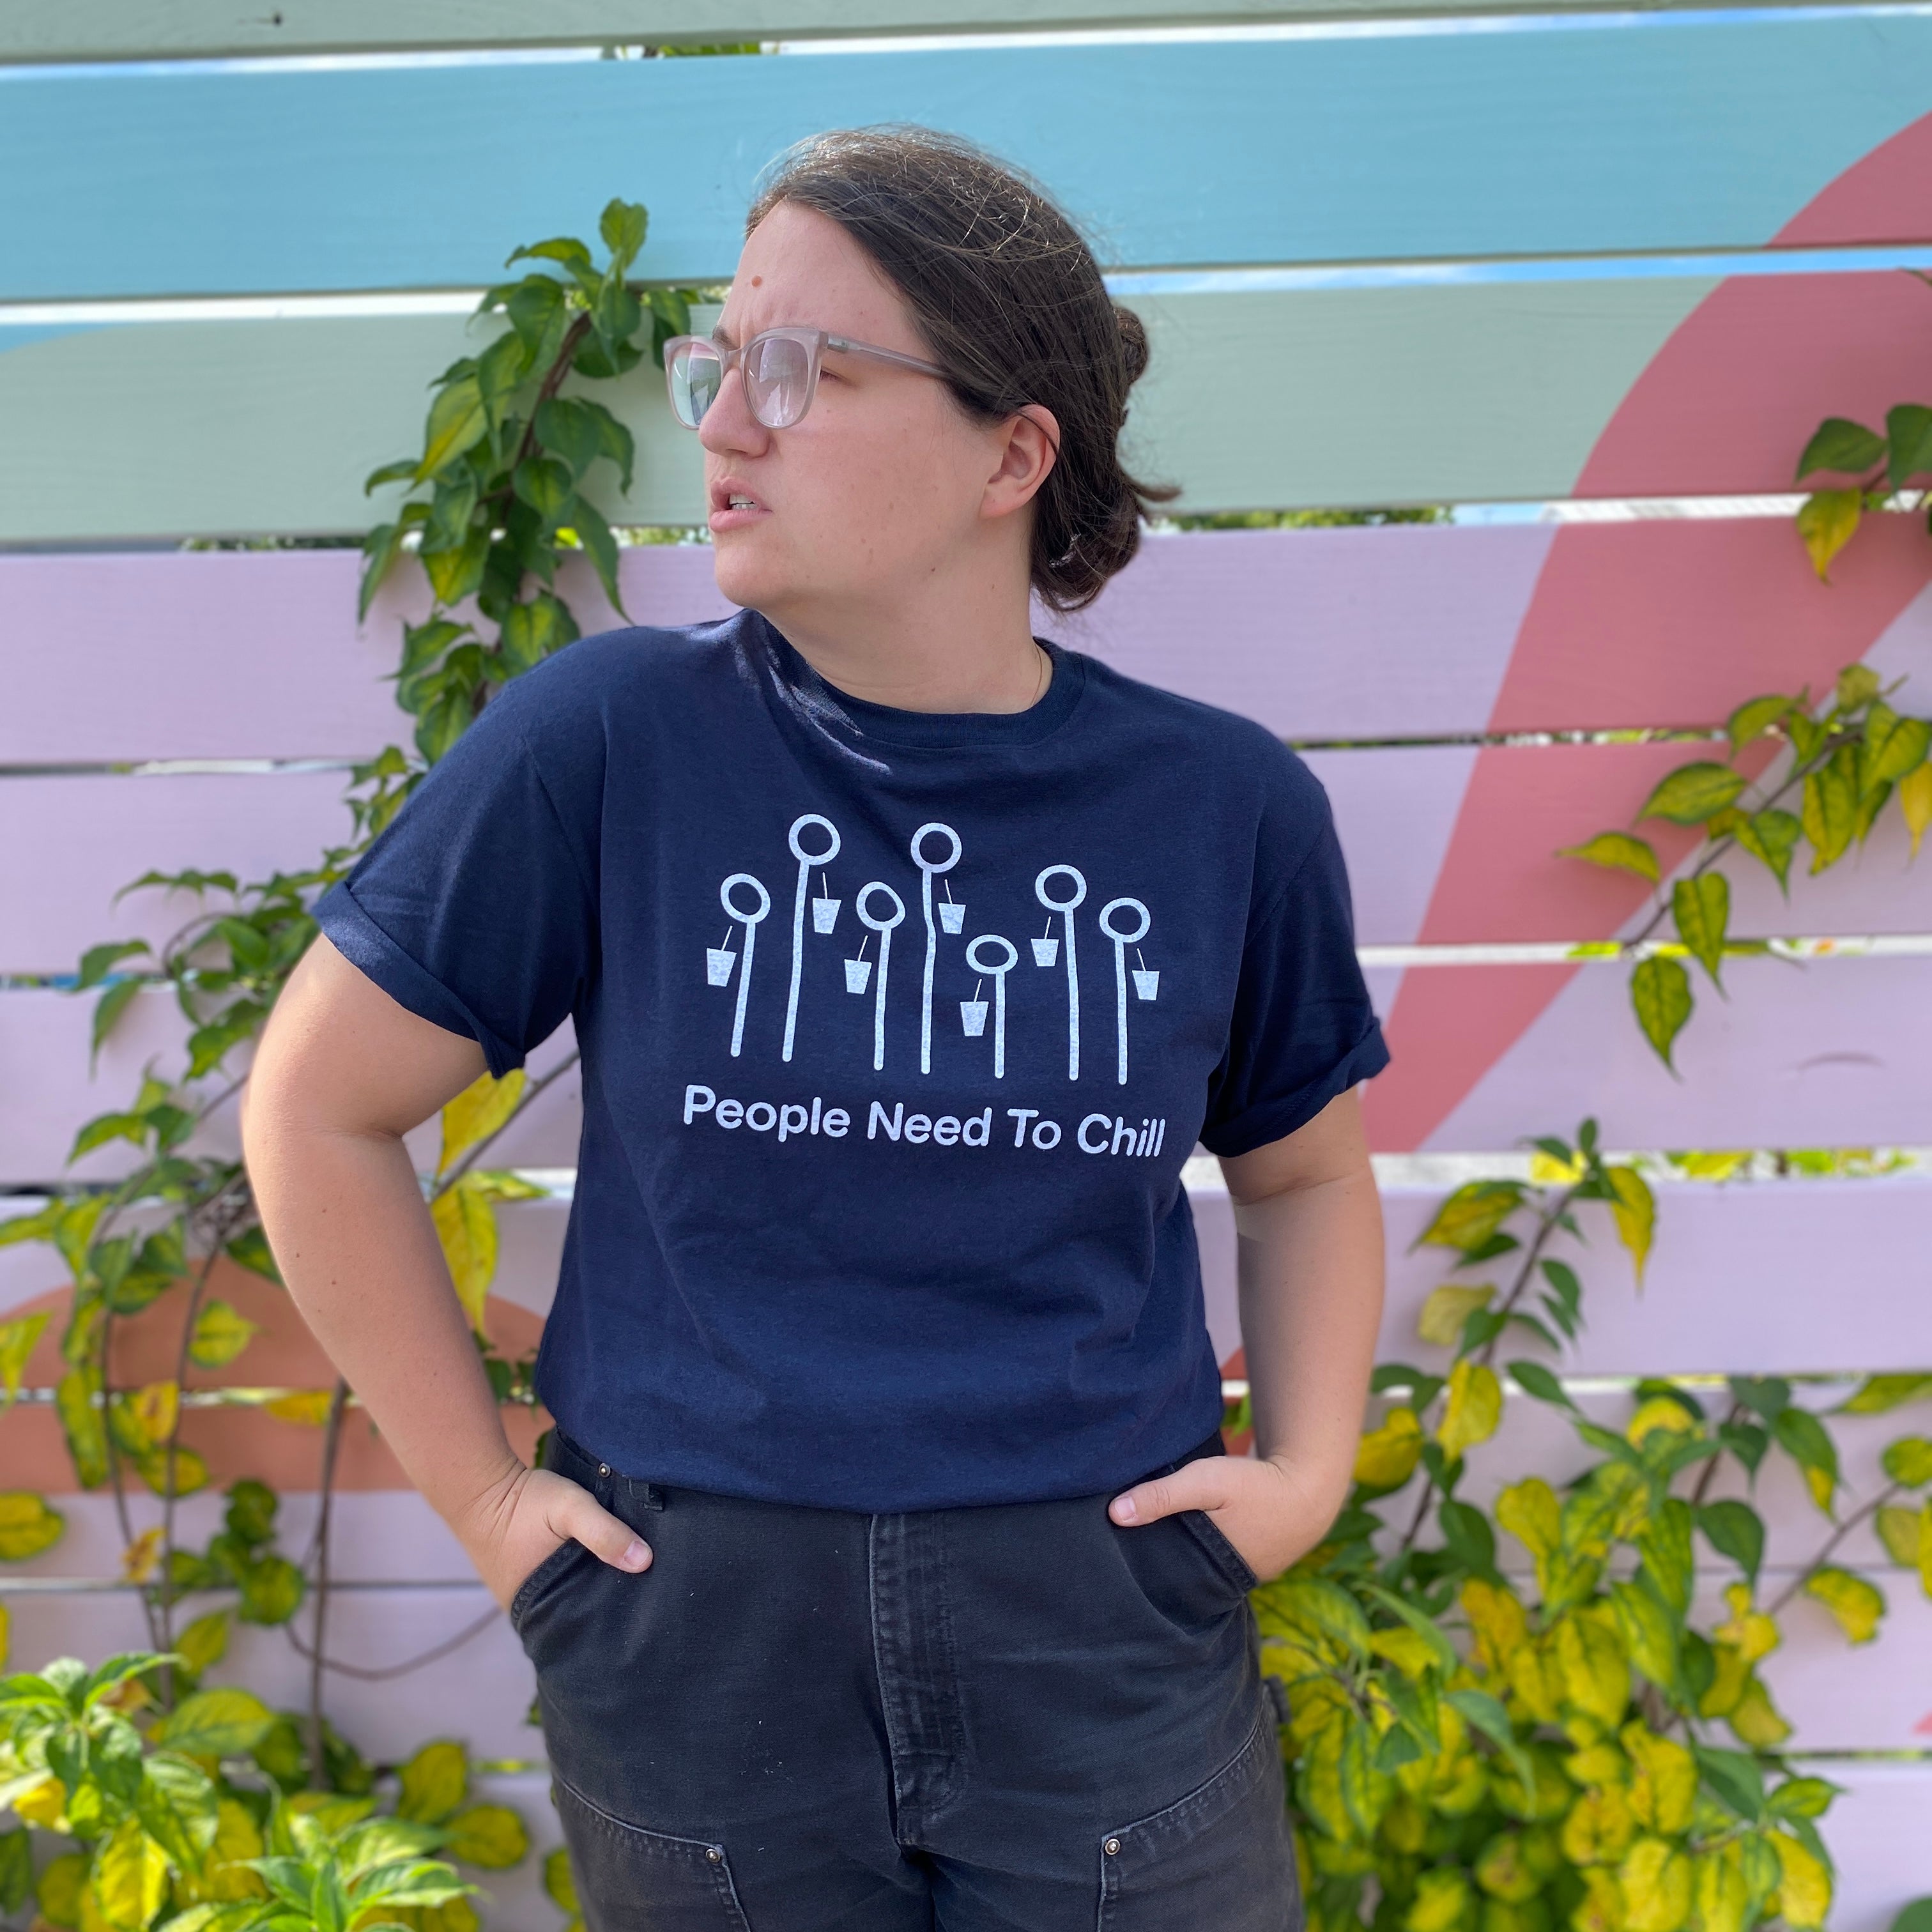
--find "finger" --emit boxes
[549,1486,651,1572]
[1108,1459,1232,1527]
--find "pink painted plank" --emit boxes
[12,516,1930,765]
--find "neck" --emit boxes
[757,556,1047,715]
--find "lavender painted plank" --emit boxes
[12,518,1932,763]
[0,988,580,1184]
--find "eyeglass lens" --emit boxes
[669,335,817,429]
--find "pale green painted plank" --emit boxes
[0,0,1822,62]
[0,279,1708,542]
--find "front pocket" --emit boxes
[1178,1508,1260,1594]
[509,1537,592,1633]
[552,1775,753,1931]
[1098,1708,1300,1930]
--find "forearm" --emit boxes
[1234,1163,1385,1514]
[245,1107,522,1542]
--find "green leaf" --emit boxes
[1887,403,1932,487]
[414,375,487,484]
[420,522,491,608]
[1882,1436,1932,1487]
[1802,747,1861,872]
[1558,831,1659,883]
[1797,417,1886,479]
[1773,1406,1840,1512]
[578,397,637,493]
[1889,1903,1932,1932]
[1630,955,1693,1070]
[1865,705,1931,792]
[1694,1742,1766,1820]
[498,593,579,674]
[512,457,575,532]
[1506,1360,1576,1410]
[1798,487,1863,581]
[1730,807,1802,894]
[0,1312,48,1414]
[237,1555,306,1627]
[1445,1688,1533,1790]
[396,1741,469,1826]
[565,496,625,617]
[1438,1498,1500,1582]
[1361,1582,1459,1677]
[599,199,648,275]
[507,236,600,293]
[187,1300,259,1370]
[1670,873,1729,986]
[0,1827,29,1915]
[532,397,603,481]
[224,1225,282,1285]
[1638,762,1747,826]
[1697,1499,1765,1583]
[135,1752,220,1874]
[1728,693,1794,753]
[1413,1181,1523,1256]
[154,1687,276,1758]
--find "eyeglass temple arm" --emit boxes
[824,335,949,379]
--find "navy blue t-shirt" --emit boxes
[312,610,1388,1510]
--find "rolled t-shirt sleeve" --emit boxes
[311,675,598,1079]
[1198,761,1390,1158]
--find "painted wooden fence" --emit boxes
[3,4,1931,1926]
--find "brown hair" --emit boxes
[746,125,1176,613]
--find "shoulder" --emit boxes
[1066,650,1331,822]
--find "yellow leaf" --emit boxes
[1715,1584,1781,1662]
[1901,762,1932,858]
[14,1776,69,1829]
[1625,1398,1698,1448]
[121,1526,164,1582]
[1561,1786,1637,1867]
[1497,1479,1561,1560]
[1555,1611,1630,1729]
[1693,1848,1751,1932]
[442,1803,528,1869]
[1605,1168,1654,1284]
[1804,1565,1884,1643]
[1529,1149,1588,1184]
[93,1819,168,1932]
[0,1310,49,1413]
[36,1851,88,1929]
[1671,1150,1751,1182]
[0,1597,7,1666]
[1460,1578,1529,1675]
[1617,1836,1692,1932]
[1726,1673,1792,1750]
[264,1390,337,1427]
[172,1799,266,1906]
[1475,1830,1542,1903]
[1418,1284,1496,1348]
[1770,1831,1832,1930]
[176,1610,231,1678]
[1406,1868,1473,1932]
[437,1068,527,1177]
[397,1740,470,1825]
[1439,1360,1503,1463]
[1797,487,1862,581]
[1416,1181,1523,1254]
[1875,1504,1922,1569]
[1354,1405,1424,1491]
[133,1443,208,1499]
[1566,1743,1627,1789]
[432,1176,500,1336]
[0,1490,66,1560]
[187,1300,259,1370]
[1619,1724,1696,1835]
[1921,1500,1932,1598]
[1506,1641,1563,1727]
[1368,1628,1441,1681]
[542,1848,578,1915]
[1572,1867,1626,1932]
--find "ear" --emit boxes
[981,404,1061,521]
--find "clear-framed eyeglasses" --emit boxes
[663,326,950,431]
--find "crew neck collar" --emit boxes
[753,612,1085,751]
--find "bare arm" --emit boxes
[1108,1087,1384,1581]
[240,933,648,1607]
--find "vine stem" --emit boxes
[285,1604,502,1683]
[307,1376,351,1789]
[1763,1482,1903,1618]
[1397,1186,1579,1556]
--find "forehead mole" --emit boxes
[750,275,763,287]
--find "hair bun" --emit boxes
[1113,303,1151,387]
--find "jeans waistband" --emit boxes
[541,1423,1228,1514]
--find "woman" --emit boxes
[243,127,1388,1931]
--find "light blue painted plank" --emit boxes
[4,14,1932,296]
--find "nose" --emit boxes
[697,359,770,459]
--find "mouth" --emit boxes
[709,479,767,529]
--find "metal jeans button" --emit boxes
[706,1846,724,1864]
[1104,1837,1121,1856]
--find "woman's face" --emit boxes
[700,200,1036,624]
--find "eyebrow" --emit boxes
[710,321,737,349]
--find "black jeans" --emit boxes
[511,1425,1300,1931]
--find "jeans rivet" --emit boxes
[707,1846,724,1864]
[1104,1837,1121,1856]
[599,1464,610,1476]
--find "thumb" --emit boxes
[1108,1459,1229,1528]
[546,1480,652,1572]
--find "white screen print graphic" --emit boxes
[783,813,841,1063]
[1034,864,1086,1079]
[715,873,770,1057]
[911,822,962,1077]
[709,820,1157,1078]
[854,882,905,1071]
[1098,897,1156,1084]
